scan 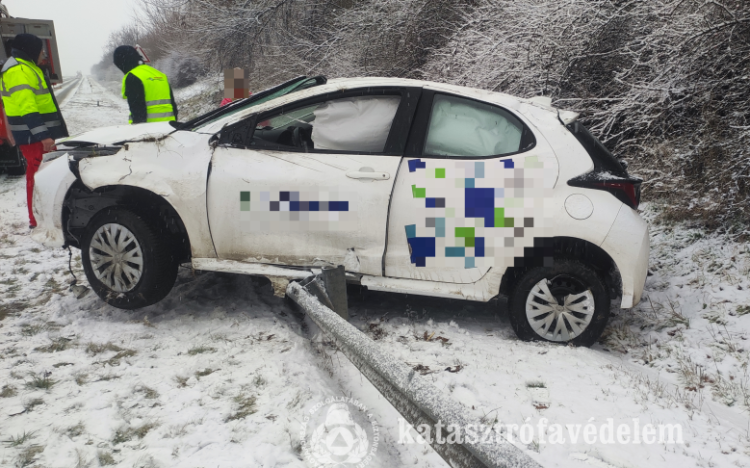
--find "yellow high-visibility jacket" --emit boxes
[122,64,176,124]
[0,56,67,145]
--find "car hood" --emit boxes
[57,122,175,147]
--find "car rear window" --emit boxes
[423,94,526,158]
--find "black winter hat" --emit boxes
[9,33,43,61]
[113,45,143,73]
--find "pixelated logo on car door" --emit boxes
[404,156,556,269]
[238,189,357,232]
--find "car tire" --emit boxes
[508,259,610,347]
[81,207,178,309]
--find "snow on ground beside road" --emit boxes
[0,75,749,467]
[604,204,750,405]
[338,205,750,467]
[0,186,420,468]
[173,75,223,121]
[62,77,129,136]
[343,282,750,467]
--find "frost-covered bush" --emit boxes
[139,0,466,84]
[156,52,205,88]
[423,0,750,228]
[115,0,749,228]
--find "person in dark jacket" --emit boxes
[113,46,178,124]
[0,33,68,228]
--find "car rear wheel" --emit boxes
[81,208,178,309]
[508,259,610,347]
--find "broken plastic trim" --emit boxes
[65,147,122,181]
[43,146,121,163]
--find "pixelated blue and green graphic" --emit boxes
[405,158,535,268]
[240,191,251,211]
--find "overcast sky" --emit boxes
[3,0,142,76]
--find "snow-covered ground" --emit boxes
[1,76,749,468]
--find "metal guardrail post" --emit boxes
[287,280,542,468]
[298,265,348,319]
[319,265,348,319]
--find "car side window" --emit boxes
[253,95,402,153]
[423,94,525,157]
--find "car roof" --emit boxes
[324,76,576,120]
[325,76,520,105]
[198,76,578,133]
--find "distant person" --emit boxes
[113,46,177,124]
[0,33,68,229]
[220,67,252,106]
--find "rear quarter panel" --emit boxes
[521,104,623,247]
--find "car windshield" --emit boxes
[185,76,327,131]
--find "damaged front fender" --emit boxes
[75,131,217,258]
[31,155,78,248]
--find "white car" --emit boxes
[32,76,649,346]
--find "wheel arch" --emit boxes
[498,236,622,303]
[62,181,192,263]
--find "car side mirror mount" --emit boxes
[216,115,259,149]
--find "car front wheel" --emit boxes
[81,208,178,309]
[508,259,610,347]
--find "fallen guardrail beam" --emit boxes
[287,279,543,468]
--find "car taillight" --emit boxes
[568,178,642,210]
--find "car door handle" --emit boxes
[346,169,390,180]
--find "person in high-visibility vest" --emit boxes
[0,33,69,229]
[113,45,177,124]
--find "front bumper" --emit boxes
[600,205,650,308]
[31,155,77,248]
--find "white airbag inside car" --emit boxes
[312,96,401,152]
[424,94,523,157]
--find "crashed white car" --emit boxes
[32,76,648,346]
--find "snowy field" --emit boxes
[1,77,749,468]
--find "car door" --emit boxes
[206,87,421,276]
[384,90,558,283]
